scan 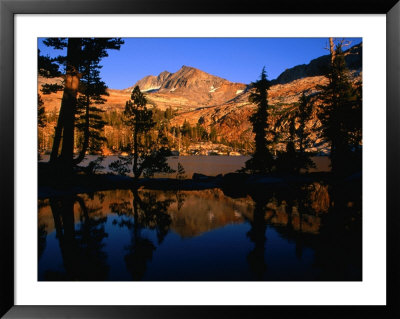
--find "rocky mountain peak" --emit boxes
[160,65,225,90]
[181,65,193,70]
[125,65,246,106]
[157,70,172,81]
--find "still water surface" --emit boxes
[40,155,330,177]
[38,182,361,281]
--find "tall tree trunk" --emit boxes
[49,105,65,163]
[73,95,90,165]
[329,37,335,65]
[58,38,82,174]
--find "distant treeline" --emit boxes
[38,105,233,155]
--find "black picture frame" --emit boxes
[1,0,399,318]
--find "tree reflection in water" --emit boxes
[245,189,274,280]
[38,178,361,281]
[38,201,48,261]
[313,179,362,280]
[109,189,175,280]
[44,194,109,280]
[272,182,328,261]
[243,178,361,280]
[38,224,47,262]
[175,190,187,212]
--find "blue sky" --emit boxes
[38,38,362,90]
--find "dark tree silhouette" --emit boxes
[74,62,106,163]
[317,42,362,176]
[38,94,46,128]
[296,93,315,157]
[38,94,47,158]
[275,91,316,174]
[45,195,109,281]
[73,38,123,165]
[38,223,47,262]
[109,189,174,280]
[126,85,154,179]
[244,67,275,173]
[176,162,186,180]
[39,38,124,175]
[109,86,174,180]
[54,38,82,175]
[246,190,274,280]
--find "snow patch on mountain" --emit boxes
[209,86,219,93]
[141,86,161,92]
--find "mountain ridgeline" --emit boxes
[271,43,362,85]
[38,42,362,155]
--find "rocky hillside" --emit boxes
[272,43,362,85]
[168,75,332,147]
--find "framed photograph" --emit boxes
[1,0,399,318]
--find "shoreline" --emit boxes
[37,170,356,200]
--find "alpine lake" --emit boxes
[38,155,361,281]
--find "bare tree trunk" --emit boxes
[58,38,82,174]
[329,37,335,65]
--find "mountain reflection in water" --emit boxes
[38,182,361,281]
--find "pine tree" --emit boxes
[73,40,112,164]
[274,92,315,174]
[317,42,362,176]
[181,120,192,138]
[176,162,186,180]
[209,126,218,143]
[74,72,107,162]
[110,86,174,180]
[39,38,124,175]
[125,86,155,179]
[38,94,46,157]
[296,92,316,172]
[38,94,46,128]
[245,67,275,173]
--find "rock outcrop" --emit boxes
[125,70,172,93]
